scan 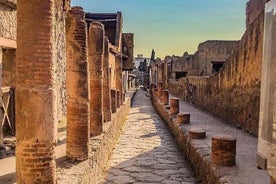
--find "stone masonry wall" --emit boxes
[169,11,264,136]
[53,0,68,123]
[196,40,239,76]
[0,1,16,40]
[2,49,16,87]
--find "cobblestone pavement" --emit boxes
[100,89,197,184]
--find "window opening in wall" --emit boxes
[175,72,187,80]
[211,61,225,73]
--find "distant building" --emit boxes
[134,54,150,70]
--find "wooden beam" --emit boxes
[0,37,16,49]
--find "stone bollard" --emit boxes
[211,134,236,166]
[158,82,163,98]
[170,98,179,115]
[189,128,206,139]
[177,113,190,124]
[162,90,169,105]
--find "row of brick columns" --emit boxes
[15,3,124,183]
[152,82,237,167]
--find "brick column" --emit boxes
[88,22,104,137]
[111,89,117,113]
[103,37,112,122]
[16,1,57,183]
[66,7,90,161]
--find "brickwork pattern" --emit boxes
[66,6,90,161]
[88,22,104,137]
[16,0,57,183]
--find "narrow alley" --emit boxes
[100,89,197,184]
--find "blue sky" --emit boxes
[72,0,248,58]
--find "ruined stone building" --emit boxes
[194,40,238,76]
[0,0,135,183]
[151,0,263,135]
[150,0,276,182]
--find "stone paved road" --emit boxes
[100,89,197,184]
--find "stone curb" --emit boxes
[151,93,222,184]
[57,90,137,184]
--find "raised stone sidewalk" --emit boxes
[152,89,270,184]
[100,89,197,184]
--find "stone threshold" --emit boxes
[151,91,269,184]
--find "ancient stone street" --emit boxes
[100,89,197,184]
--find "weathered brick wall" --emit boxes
[196,40,239,76]
[169,12,264,136]
[0,1,16,40]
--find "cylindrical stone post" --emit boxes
[211,134,236,166]
[16,0,57,182]
[177,113,190,124]
[170,98,179,115]
[66,7,90,161]
[158,82,163,98]
[189,128,206,139]
[161,90,169,105]
[88,21,104,137]
[103,37,112,122]
[111,89,117,113]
